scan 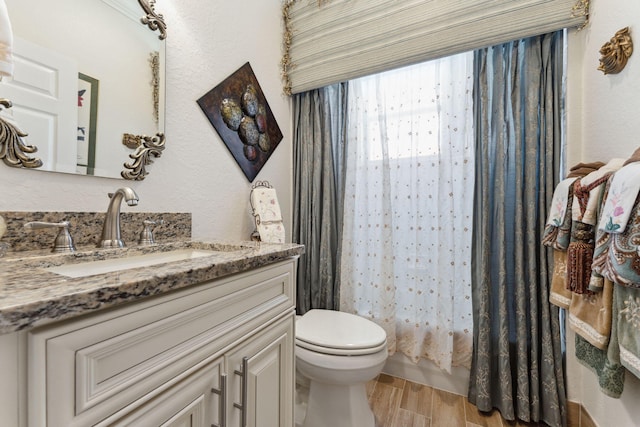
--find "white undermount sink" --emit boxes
[46,249,218,278]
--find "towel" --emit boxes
[572,158,625,225]
[549,250,572,309]
[256,222,285,244]
[592,179,640,288]
[251,187,283,222]
[623,146,640,166]
[567,161,606,178]
[569,278,613,350]
[546,177,578,227]
[0,0,14,77]
[598,162,640,233]
[543,179,577,251]
[251,186,285,243]
[574,333,625,398]
[567,160,625,294]
[616,284,640,378]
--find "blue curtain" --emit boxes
[292,84,347,313]
[468,31,567,427]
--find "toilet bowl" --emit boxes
[295,309,388,427]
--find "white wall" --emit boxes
[566,1,640,425]
[0,0,292,243]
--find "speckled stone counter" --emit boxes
[0,240,304,335]
[0,211,192,252]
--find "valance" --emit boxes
[282,0,588,95]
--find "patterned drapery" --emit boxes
[468,31,567,427]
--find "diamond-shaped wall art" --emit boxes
[197,62,283,182]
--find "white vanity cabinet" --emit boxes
[2,258,297,427]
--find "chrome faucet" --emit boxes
[98,187,139,248]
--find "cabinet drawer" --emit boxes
[28,259,296,427]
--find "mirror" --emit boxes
[0,0,166,179]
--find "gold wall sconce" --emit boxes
[598,27,633,75]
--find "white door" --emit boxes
[0,36,77,172]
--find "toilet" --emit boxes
[295,309,388,427]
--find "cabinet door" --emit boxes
[96,357,225,427]
[226,313,294,427]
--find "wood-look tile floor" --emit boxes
[367,373,549,427]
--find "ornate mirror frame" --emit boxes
[0,0,167,178]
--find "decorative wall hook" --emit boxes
[598,27,633,75]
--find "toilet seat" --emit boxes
[296,310,387,356]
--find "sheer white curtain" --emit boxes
[339,53,475,372]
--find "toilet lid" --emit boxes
[296,310,387,356]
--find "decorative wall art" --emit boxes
[77,73,98,175]
[598,27,633,75]
[197,62,283,182]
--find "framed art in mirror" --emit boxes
[76,73,99,175]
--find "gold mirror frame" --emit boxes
[0,0,167,175]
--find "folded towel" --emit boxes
[567,161,606,178]
[542,182,574,251]
[592,180,640,288]
[0,0,14,77]
[549,250,572,309]
[251,186,285,243]
[615,284,640,379]
[567,160,626,294]
[251,187,283,222]
[546,177,578,227]
[569,278,613,350]
[574,334,625,398]
[572,158,626,225]
[623,146,640,166]
[598,162,640,233]
[256,221,285,244]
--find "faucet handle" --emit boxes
[24,221,76,253]
[138,219,164,245]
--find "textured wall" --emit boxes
[566,1,640,425]
[0,0,292,243]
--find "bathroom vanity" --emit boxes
[0,240,303,427]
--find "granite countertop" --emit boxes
[0,240,304,335]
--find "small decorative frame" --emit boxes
[121,132,166,180]
[197,62,283,182]
[598,27,633,75]
[77,73,99,175]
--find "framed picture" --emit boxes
[77,73,98,175]
[197,62,283,182]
